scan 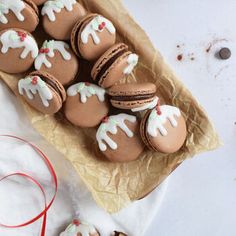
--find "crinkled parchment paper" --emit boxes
[0,0,220,213]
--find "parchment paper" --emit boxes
[0,0,220,213]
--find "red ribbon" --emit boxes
[0,135,58,236]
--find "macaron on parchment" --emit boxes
[0,0,39,32]
[140,104,187,153]
[96,113,144,162]
[0,28,38,73]
[71,13,116,61]
[34,40,79,86]
[42,0,87,40]
[18,71,66,114]
[64,82,109,128]
[108,82,158,112]
[91,43,139,88]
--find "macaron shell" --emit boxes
[31,0,47,5]
[42,2,87,40]
[0,30,37,74]
[37,49,79,86]
[98,52,131,88]
[102,120,144,162]
[0,1,39,32]
[64,94,109,128]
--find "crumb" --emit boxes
[177,45,180,48]
[214,65,229,78]
[206,38,228,53]
[177,54,183,61]
[190,57,195,61]
[234,122,236,125]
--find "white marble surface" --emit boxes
[123,0,236,235]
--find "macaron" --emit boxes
[96,113,144,162]
[108,82,158,112]
[42,0,87,40]
[71,13,116,61]
[140,104,187,153]
[0,28,38,74]
[34,40,79,86]
[91,43,139,88]
[31,0,47,6]
[18,71,66,114]
[0,0,39,32]
[65,82,109,128]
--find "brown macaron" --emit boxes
[71,13,116,61]
[91,43,139,88]
[0,28,38,74]
[96,113,144,162]
[64,82,109,128]
[140,105,187,153]
[18,71,66,114]
[0,0,39,33]
[31,0,47,6]
[108,82,158,112]
[34,40,79,86]
[42,0,87,40]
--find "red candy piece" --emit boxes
[17,31,27,42]
[72,219,80,226]
[40,48,50,54]
[31,77,38,85]
[102,116,109,123]
[44,48,50,53]
[98,22,106,30]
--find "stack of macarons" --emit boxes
[0,0,187,163]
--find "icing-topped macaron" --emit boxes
[18,71,66,114]
[34,40,79,86]
[96,113,144,162]
[140,104,187,153]
[65,82,109,128]
[0,0,39,32]
[60,219,100,236]
[71,13,116,61]
[108,82,158,112]
[91,43,139,88]
[31,0,47,6]
[42,0,86,40]
[0,28,38,73]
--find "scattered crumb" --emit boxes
[206,38,228,53]
[234,122,236,125]
[190,57,195,61]
[177,45,180,48]
[214,65,229,78]
[177,54,183,61]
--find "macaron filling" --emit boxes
[111,93,155,101]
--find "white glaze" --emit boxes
[81,15,116,45]
[42,0,76,22]
[131,96,159,112]
[123,53,139,75]
[0,0,25,24]
[96,113,136,151]
[34,40,71,70]
[18,76,53,107]
[60,221,97,236]
[147,105,181,137]
[67,82,106,104]
[0,30,38,59]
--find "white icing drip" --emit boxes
[123,53,139,75]
[18,76,53,107]
[96,113,136,151]
[81,15,116,45]
[0,0,25,24]
[131,96,159,112]
[0,30,38,59]
[60,221,97,236]
[67,82,105,104]
[34,40,71,70]
[42,0,76,22]
[147,105,181,137]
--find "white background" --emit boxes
[123,0,236,235]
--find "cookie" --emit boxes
[0,0,39,32]
[34,40,79,86]
[65,82,109,128]
[91,43,139,88]
[0,28,38,73]
[60,219,100,236]
[96,113,144,162]
[71,13,116,61]
[108,82,158,112]
[140,104,187,153]
[31,0,47,6]
[18,71,66,114]
[42,0,86,40]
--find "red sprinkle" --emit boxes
[17,31,26,42]
[31,77,38,85]
[102,116,109,123]
[98,22,106,30]
[44,48,50,53]
[72,219,80,226]
[156,100,162,115]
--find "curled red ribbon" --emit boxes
[0,135,58,236]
